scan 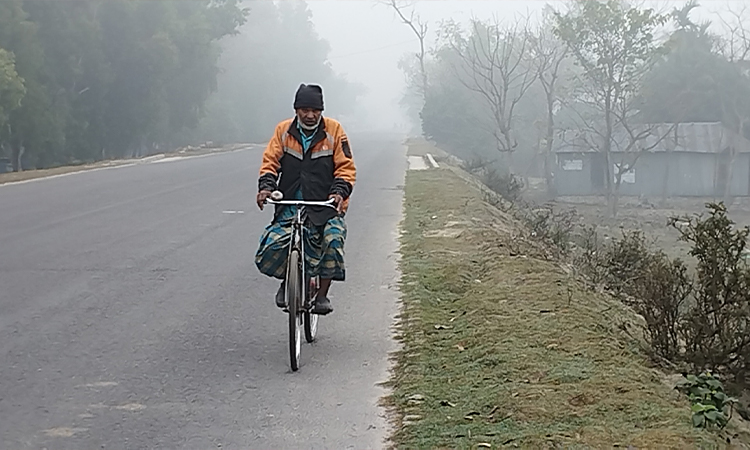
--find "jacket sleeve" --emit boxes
[258,124,284,192]
[329,126,357,199]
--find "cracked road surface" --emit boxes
[0,135,405,450]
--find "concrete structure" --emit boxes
[554,122,750,197]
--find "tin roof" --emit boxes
[555,122,750,154]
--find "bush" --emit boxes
[460,156,492,174]
[571,225,608,284]
[676,371,737,429]
[602,230,656,298]
[587,203,750,380]
[482,168,524,204]
[669,203,750,379]
[629,253,692,361]
[595,230,692,361]
[519,205,577,253]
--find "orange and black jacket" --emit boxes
[258,116,356,226]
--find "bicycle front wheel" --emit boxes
[304,277,319,343]
[287,249,303,371]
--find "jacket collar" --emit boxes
[288,116,327,150]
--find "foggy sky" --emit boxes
[306,0,748,131]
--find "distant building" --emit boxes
[553,122,750,197]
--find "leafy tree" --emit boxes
[0,0,61,170]
[0,0,245,170]
[639,1,750,200]
[554,0,670,216]
[0,48,25,136]
[639,1,723,124]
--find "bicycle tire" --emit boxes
[304,277,319,343]
[287,250,302,371]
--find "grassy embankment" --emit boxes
[386,139,729,449]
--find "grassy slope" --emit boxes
[387,161,725,448]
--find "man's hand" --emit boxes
[257,190,272,210]
[329,194,344,214]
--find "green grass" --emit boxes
[386,159,727,449]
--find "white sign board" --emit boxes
[562,159,583,171]
[615,164,636,184]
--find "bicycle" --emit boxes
[266,191,337,371]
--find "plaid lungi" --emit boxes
[255,215,347,281]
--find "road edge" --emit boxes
[0,143,262,187]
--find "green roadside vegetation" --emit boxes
[385,141,732,449]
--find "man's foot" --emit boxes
[275,282,286,308]
[312,295,333,315]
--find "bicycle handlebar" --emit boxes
[265,191,337,209]
[267,199,337,208]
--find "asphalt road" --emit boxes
[0,136,405,450]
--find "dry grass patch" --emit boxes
[387,166,726,449]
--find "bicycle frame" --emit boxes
[266,196,337,312]
[265,194,337,370]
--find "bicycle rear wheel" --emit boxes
[287,250,303,371]
[304,277,319,343]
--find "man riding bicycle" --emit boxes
[255,84,356,316]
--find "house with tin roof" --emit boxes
[553,122,750,197]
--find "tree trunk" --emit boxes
[544,152,556,199]
[610,175,621,218]
[11,144,21,172]
[723,119,743,203]
[661,156,671,208]
[604,150,613,214]
[544,128,557,199]
[603,91,614,215]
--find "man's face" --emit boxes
[296,108,322,127]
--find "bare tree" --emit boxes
[716,3,750,63]
[384,0,428,97]
[442,17,537,172]
[528,17,569,198]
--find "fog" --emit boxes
[307,1,556,131]
[296,0,750,213]
[306,0,748,131]
[1,0,749,185]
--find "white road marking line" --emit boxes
[114,403,146,411]
[43,427,88,437]
[77,381,119,388]
[0,144,261,187]
[0,164,137,188]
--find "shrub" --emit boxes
[481,168,524,204]
[460,156,492,174]
[676,371,737,429]
[571,224,609,285]
[630,255,692,361]
[519,206,577,253]
[598,230,692,361]
[670,203,750,379]
[602,230,656,298]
